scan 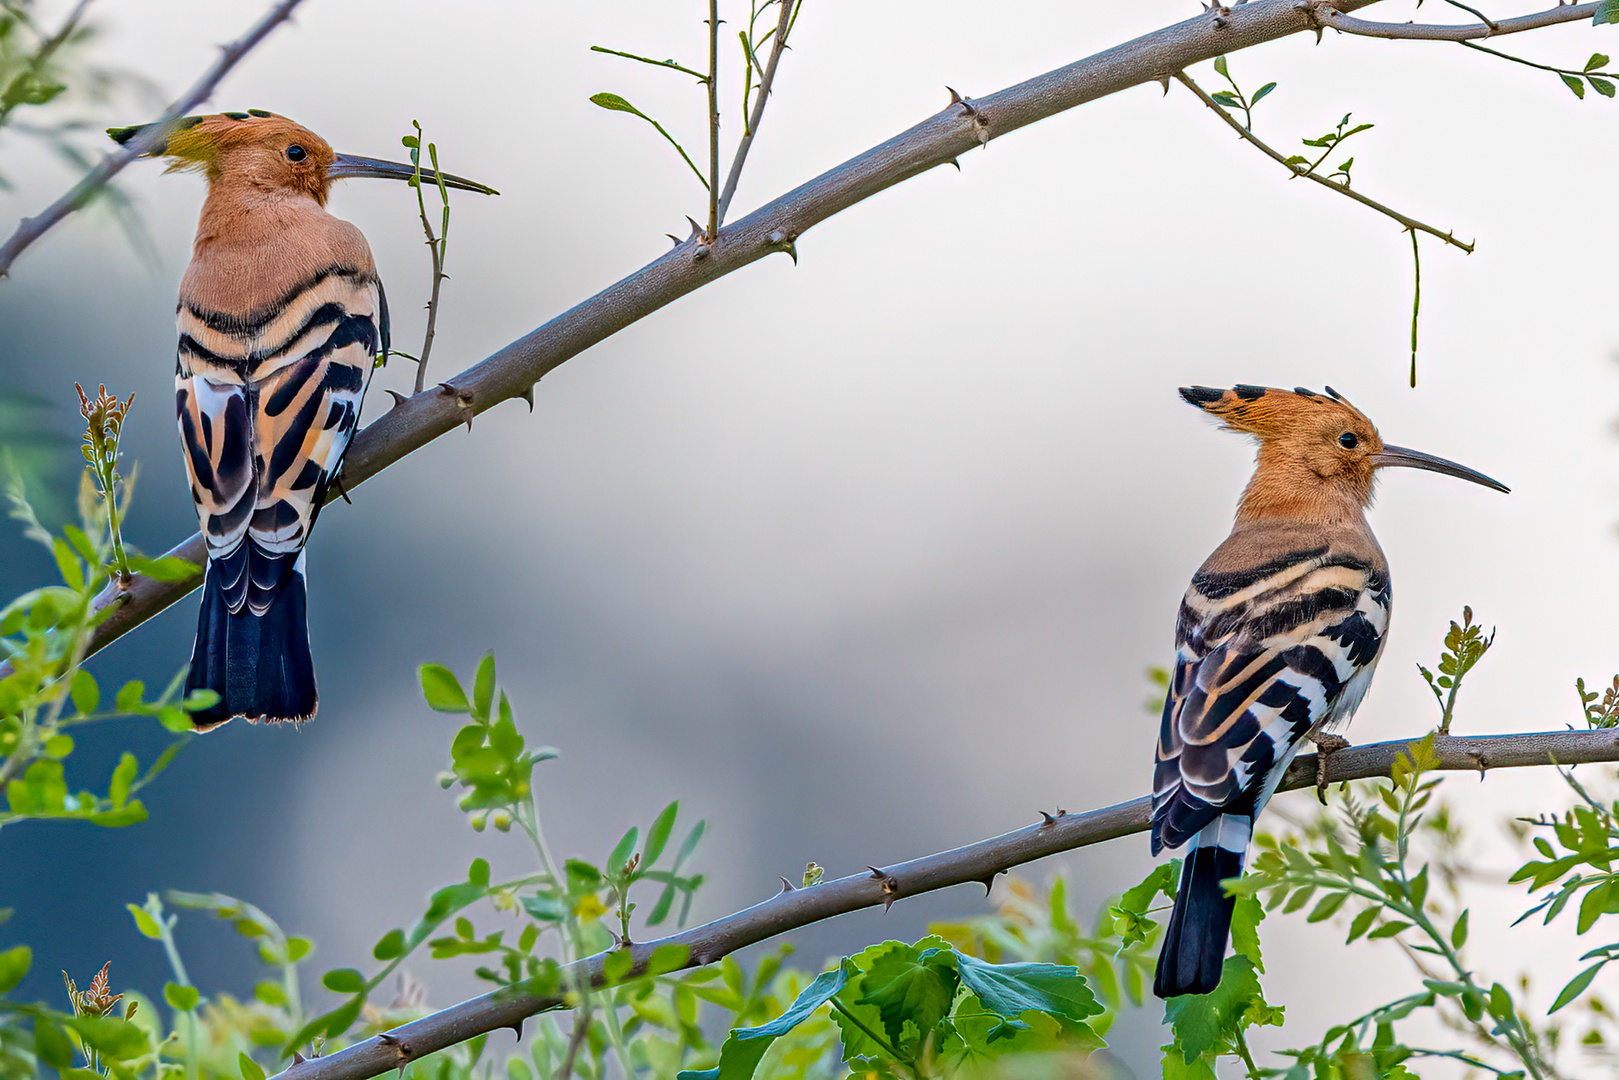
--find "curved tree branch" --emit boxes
[0,0,306,279]
[277,727,1619,1080]
[5,0,1397,678]
[1312,0,1598,41]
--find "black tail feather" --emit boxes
[185,560,316,730]
[1154,823,1247,998]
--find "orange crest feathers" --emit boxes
[108,111,336,202]
[1179,384,1379,445]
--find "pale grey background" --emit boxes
[2,1,1616,1074]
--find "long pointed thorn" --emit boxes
[977,872,1000,896]
[1159,75,1172,95]
[377,1032,400,1047]
[686,215,704,240]
[1039,811,1056,827]
[947,158,960,170]
[437,382,458,396]
[779,876,796,893]
[666,233,682,246]
[519,385,535,412]
[385,389,409,410]
[868,865,887,880]
[292,1052,308,1066]
[508,1020,524,1042]
[946,85,977,115]
[782,241,797,265]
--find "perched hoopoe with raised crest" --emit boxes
[108,111,495,731]
[1151,384,1507,999]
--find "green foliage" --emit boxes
[0,390,208,837]
[1416,604,1494,734]
[1574,674,1619,728]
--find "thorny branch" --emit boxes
[0,0,305,278]
[274,728,1619,1080]
[716,0,798,228]
[1173,70,1474,252]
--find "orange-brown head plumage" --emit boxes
[1180,383,1507,524]
[110,111,338,204]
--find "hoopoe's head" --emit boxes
[108,111,496,207]
[1180,384,1507,517]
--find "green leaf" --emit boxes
[108,752,137,809]
[321,968,365,994]
[70,668,98,714]
[468,857,491,888]
[1451,909,1470,948]
[1165,955,1268,1062]
[1587,52,1612,70]
[858,947,958,1054]
[115,680,145,713]
[1213,55,1229,77]
[1590,75,1616,98]
[472,653,496,720]
[590,91,647,117]
[1562,72,1588,99]
[676,960,851,1080]
[603,949,635,985]
[644,801,680,867]
[1550,960,1605,1012]
[239,1051,267,1080]
[34,1018,73,1068]
[419,663,469,713]
[608,826,639,876]
[126,555,201,581]
[127,903,163,939]
[952,951,1103,1028]
[1250,81,1277,106]
[648,943,690,976]
[69,1015,151,1060]
[1596,0,1619,25]
[0,945,30,992]
[372,929,405,961]
[164,982,200,1011]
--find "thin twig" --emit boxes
[588,45,707,82]
[1442,0,1502,31]
[0,0,305,279]
[1460,38,1618,79]
[716,0,797,227]
[705,0,720,240]
[1174,70,1475,253]
[1313,0,1597,41]
[1409,229,1421,387]
[0,0,1412,675]
[273,728,1619,1080]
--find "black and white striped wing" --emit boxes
[175,271,385,615]
[1150,550,1391,853]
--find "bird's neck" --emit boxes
[193,178,326,255]
[1233,454,1372,530]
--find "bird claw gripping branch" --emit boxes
[109,111,495,731]
[1148,384,1508,999]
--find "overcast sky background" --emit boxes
[2,0,1617,1074]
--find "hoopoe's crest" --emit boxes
[1151,384,1506,1000]
[114,112,495,730]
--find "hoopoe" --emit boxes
[1151,384,1507,999]
[107,112,495,730]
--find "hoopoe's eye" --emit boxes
[285,144,307,162]
[1338,431,1359,449]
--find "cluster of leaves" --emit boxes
[1574,674,1619,729]
[1,389,211,836]
[1416,604,1494,735]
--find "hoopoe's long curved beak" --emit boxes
[1373,444,1510,493]
[328,153,499,195]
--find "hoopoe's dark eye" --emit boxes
[1339,431,1359,449]
[285,144,307,162]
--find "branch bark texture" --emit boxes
[0,0,305,278]
[15,0,1390,677]
[277,728,1619,1080]
[1314,1,1597,40]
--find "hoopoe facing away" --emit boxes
[108,112,495,730]
[1151,384,1507,999]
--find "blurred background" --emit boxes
[1,0,1615,1073]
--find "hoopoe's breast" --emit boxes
[1151,528,1391,853]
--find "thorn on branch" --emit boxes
[1158,75,1172,95]
[385,388,409,410]
[867,865,901,911]
[437,382,476,430]
[779,876,796,893]
[946,86,977,116]
[768,228,798,265]
[519,384,535,412]
[978,869,1003,895]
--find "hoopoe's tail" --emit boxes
[1154,812,1251,998]
[185,555,317,730]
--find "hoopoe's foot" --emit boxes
[1311,733,1351,803]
